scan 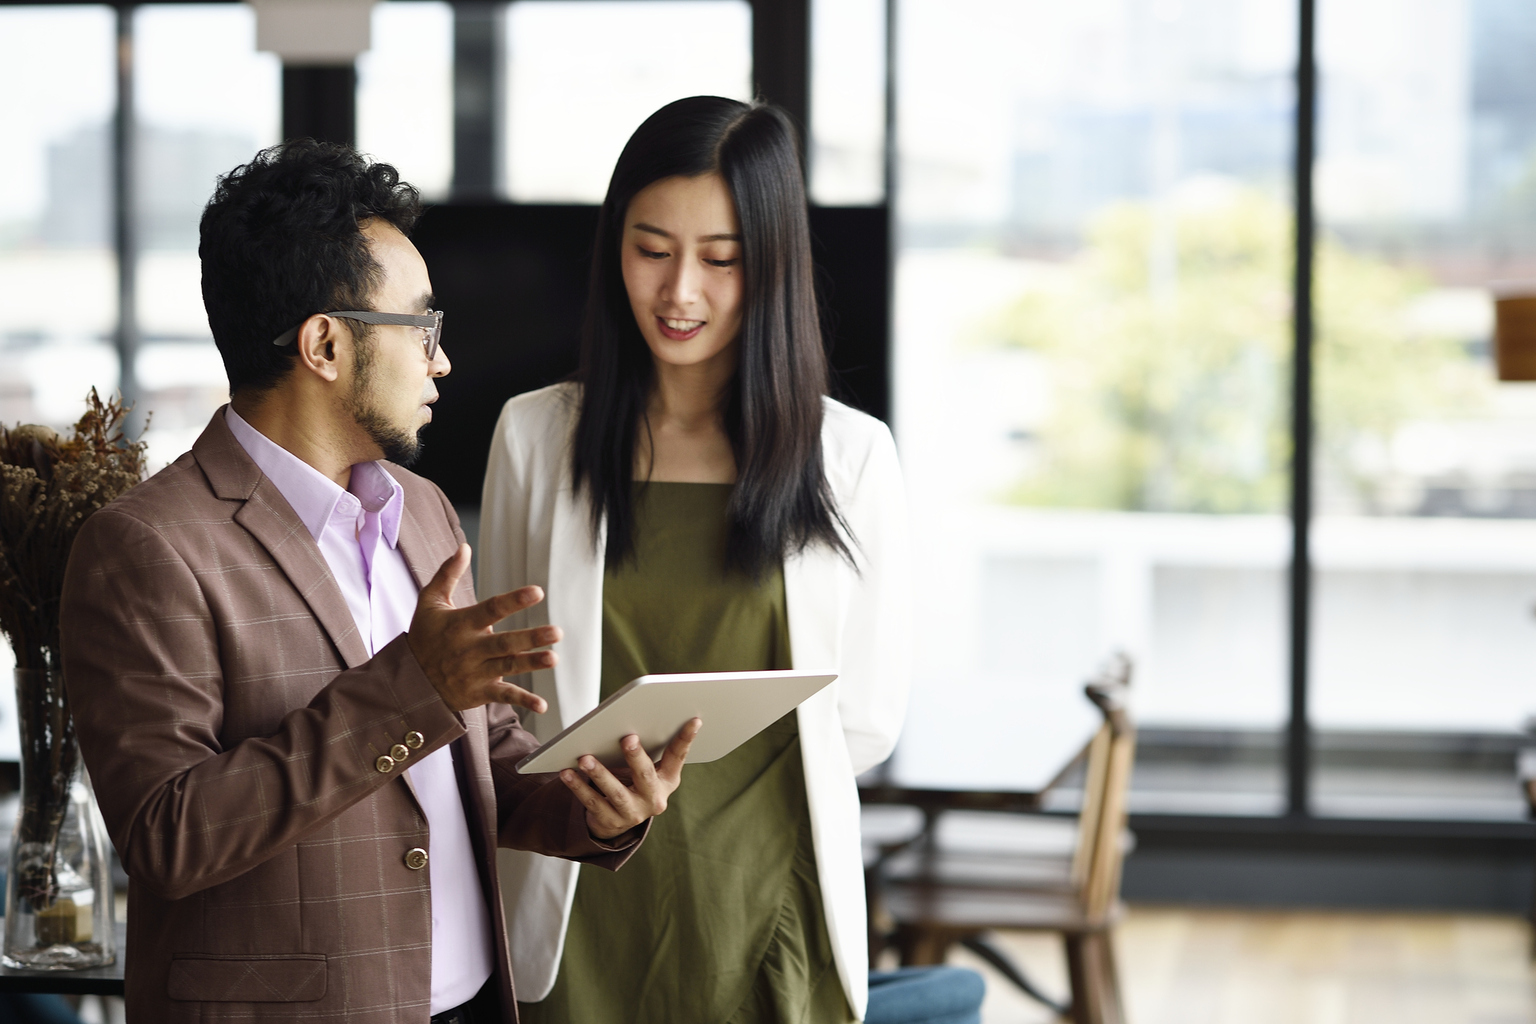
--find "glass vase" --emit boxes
[3,668,115,970]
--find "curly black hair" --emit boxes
[199,139,422,396]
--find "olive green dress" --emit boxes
[518,483,854,1024]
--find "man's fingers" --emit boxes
[493,624,562,656]
[466,585,545,631]
[618,734,661,797]
[655,718,702,780]
[420,544,471,610]
[573,755,636,811]
[487,680,548,714]
[487,650,558,679]
[559,769,616,823]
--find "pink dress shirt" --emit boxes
[225,408,494,1013]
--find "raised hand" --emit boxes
[561,718,702,839]
[407,544,560,713]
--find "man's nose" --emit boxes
[429,343,451,378]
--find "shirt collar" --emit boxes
[225,407,403,550]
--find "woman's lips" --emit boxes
[656,316,705,341]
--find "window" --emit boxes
[0,4,119,758]
[890,0,1299,812]
[357,1,454,200]
[1309,0,1536,819]
[501,0,753,203]
[0,5,118,433]
[134,3,279,467]
[809,0,886,205]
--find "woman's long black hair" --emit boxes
[571,95,851,577]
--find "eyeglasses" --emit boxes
[272,309,445,361]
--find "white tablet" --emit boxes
[515,669,838,774]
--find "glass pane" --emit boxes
[502,0,752,203]
[891,0,1297,814]
[357,1,453,200]
[0,6,119,429]
[810,0,885,205]
[0,4,119,758]
[1312,0,1536,820]
[134,3,279,469]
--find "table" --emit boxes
[862,683,1103,809]
[0,922,126,995]
[874,682,1102,796]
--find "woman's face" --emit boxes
[620,173,744,377]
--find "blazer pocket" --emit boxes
[168,953,327,1002]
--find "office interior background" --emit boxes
[3,0,1536,1020]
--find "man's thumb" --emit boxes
[422,543,471,608]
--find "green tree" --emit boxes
[987,189,1481,513]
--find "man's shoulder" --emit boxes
[91,448,224,532]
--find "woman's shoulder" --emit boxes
[819,395,896,465]
[495,382,581,447]
[501,381,580,424]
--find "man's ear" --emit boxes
[294,315,346,383]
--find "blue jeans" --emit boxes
[0,995,83,1024]
[866,966,985,1024]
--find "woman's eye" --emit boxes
[705,258,739,268]
[638,247,669,260]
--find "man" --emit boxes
[59,141,696,1024]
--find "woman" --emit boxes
[479,96,910,1024]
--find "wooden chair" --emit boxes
[869,659,1137,1024]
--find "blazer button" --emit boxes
[404,731,425,750]
[390,744,410,762]
[404,848,429,871]
[375,755,396,774]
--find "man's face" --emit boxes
[345,219,449,466]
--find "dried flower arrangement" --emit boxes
[0,389,147,922]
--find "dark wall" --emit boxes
[410,202,890,506]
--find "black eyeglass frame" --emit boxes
[272,309,444,361]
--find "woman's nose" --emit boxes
[664,258,703,305]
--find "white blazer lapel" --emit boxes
[500,416,606,1002]
[785,543,869,1017]
[546,482,606,733]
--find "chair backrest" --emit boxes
[1068,656,1136,919]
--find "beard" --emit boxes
[353,402,425,466]
[347,332,427,466]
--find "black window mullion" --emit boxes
[1287,0,1318,819]
[114,2,142,436]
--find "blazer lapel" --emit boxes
[386,484,464,815]
[195,409,370,670]
[457,706,498,861]
[547,479,605,728]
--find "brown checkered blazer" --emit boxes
[60,408,634,1023]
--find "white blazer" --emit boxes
[477,382,911,1019]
